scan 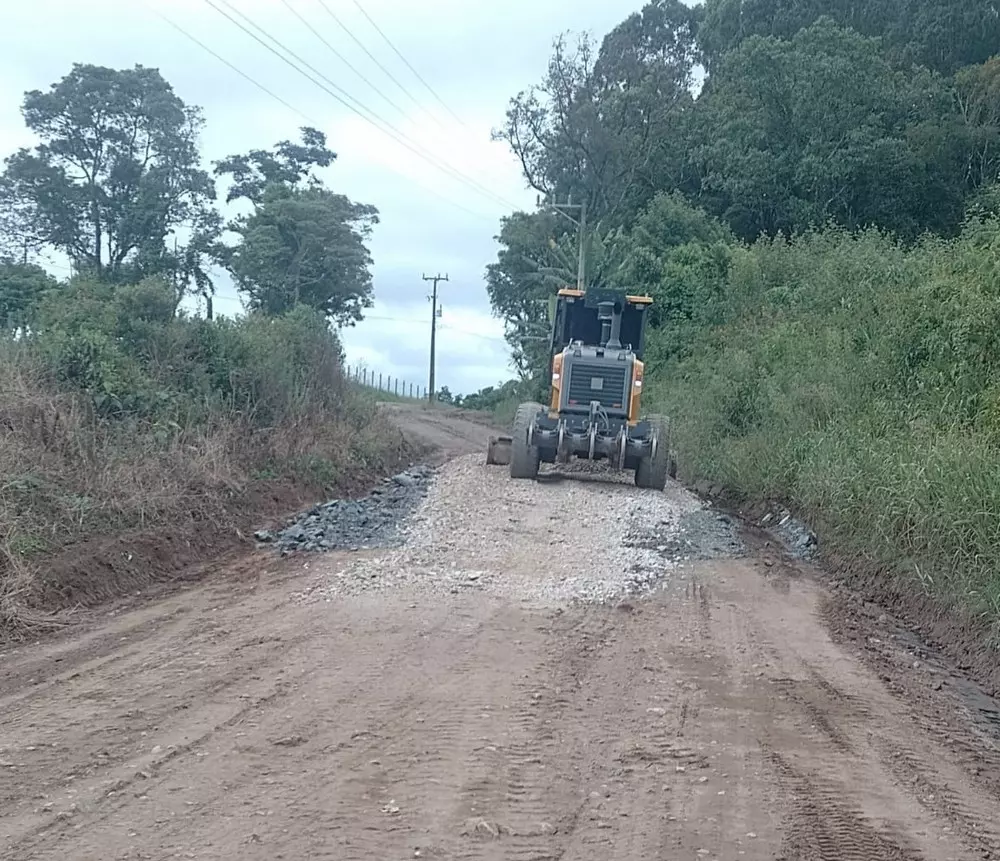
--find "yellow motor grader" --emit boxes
[486,286,676,489]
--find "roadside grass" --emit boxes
[0,284,410,636]
[485,394,520,428]
[647,221,1000,639]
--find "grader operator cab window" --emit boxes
[549,289,648,371]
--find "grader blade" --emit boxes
[486,435,513,466]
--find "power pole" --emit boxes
[423,273,448,402]
[538,194,588,291]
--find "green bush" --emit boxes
[0,275,406,599]
[646,218,1000,630]
[28,275,356,428]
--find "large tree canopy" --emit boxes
[698,0,1000,75]
[694,19,965,240]
[488,0,1000,374]
[494,0,702,224]
[216,129,378,325]
[0,63,215,281]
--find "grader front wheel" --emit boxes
[509,401,543,480]
[635,415,676,490]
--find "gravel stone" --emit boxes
[264,465,434,554]
[758,507,818,559]
[292,454,745,607]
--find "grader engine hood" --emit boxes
[557,347,635,418]
[548,292,647,423]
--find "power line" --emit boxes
[204,0,519,213]
[314,0,444,129]
[277,0,408,120]
[159,1,495,222]
[141,2,320,126]
[439,324,510,344]
[360,314,509,346]
[350,0,467,129]
[318,1,511,204]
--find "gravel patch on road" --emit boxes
[293,454,744,607]
[759,507,819,559]
[256,465,433,554]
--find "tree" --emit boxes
[486,210,570,381]
[119,206,225,317]
[224,184,377,324]
[494,1,701,224]
[486,207,639,381]
[617,193,734,357]
[214,126,336,205]
[693,19,964,240]
[216,128,377,324]
[1,63,215,281]
[698,0,1000,76]
[0,179,48,264]
[0,261,57,335]
[954,57,1000,195]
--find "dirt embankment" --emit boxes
[1,405,442,633]
[1,403,999,861]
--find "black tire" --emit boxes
[509,401,543,480]
[635,414,674,490]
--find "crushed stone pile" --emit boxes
[291,455,747,607]
[255,464,434,554]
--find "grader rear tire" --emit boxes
[509,401,543,480]
[635,414,675,490]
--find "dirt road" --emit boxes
[2,404,999,860]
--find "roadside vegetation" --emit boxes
[0,64,407,632]
[485,0,1000,637]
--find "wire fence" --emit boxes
[345,364,428,400]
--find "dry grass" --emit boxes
[0,343,410,636]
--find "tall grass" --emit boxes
[0,277,408,631]
[648,220,1000,632]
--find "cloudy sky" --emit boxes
[0,0,654,395]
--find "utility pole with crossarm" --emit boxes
[538,194,588,292]
[423,272,448,402]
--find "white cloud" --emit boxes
[0,0,654,387]
[340,298,512,396]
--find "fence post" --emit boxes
[379,372,383,390]
[363,369,367,386]
[409,382,413,398]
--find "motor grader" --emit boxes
[486,286,677,490]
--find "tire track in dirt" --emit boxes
[869,725,1000,857]
[643,564,781,860]
[4,410,1000,860]
[316,608,528,861]
[2,591,470,860]
[763,747,922,861]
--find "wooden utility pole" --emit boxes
[422,273,448,402]
[539,195,588,291]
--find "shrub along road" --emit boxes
[1,404,998,860]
